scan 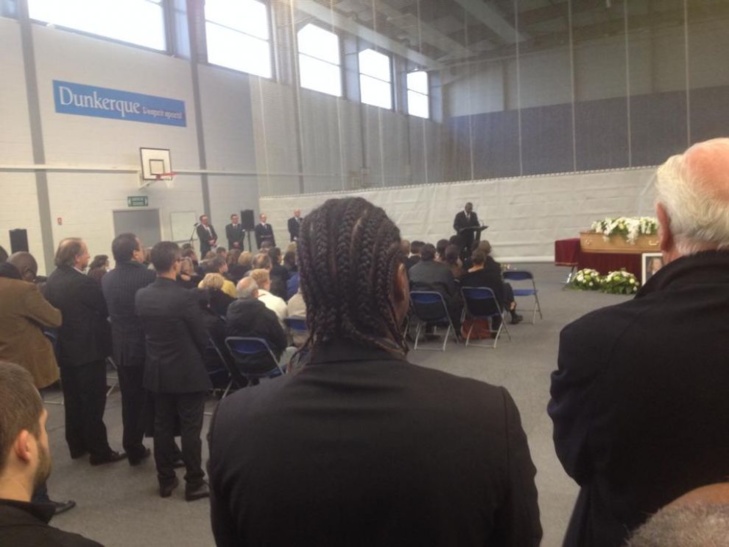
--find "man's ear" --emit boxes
[656,203,674,254]
[13,430,33,463]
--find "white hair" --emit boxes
[236,277,258,300]
[627,502,729,547]
[655,138,729,255]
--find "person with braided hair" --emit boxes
[208,197,542,547]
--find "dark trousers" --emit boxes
[117,365,148,460]
[60,360,111,459]
[153,392,205,488]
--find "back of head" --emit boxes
[0,246,7,263]
[227,249,241,267]
[236,276,258,300]
[252,253,272,270]
[283,250,296,269]
[238,251,253,267]
[0,262,21,280]
[478,240,492,256]
[420,244,436,261]
[655,138,729,255]
[627,502,729,547]
[8,252,38,281]
[200,273,225,291]
[410,241,424,255]
[54,238,84,268]
[203,256,226,274]
[297,197,406,353]
[445,244,460,265]
[111,233,139,262]
[400,239,410,255]
[268,247,281,265]
[249,268,269,288]
[436,239,448,259]
[471,250,486,266]
[0,362,44,472]
[89,255,108,271]
[150,241,180,272]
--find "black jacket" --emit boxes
[460,257,506,306]
[196,223,218,257]
[549,251,729,546]
[102,261,156,368]
[209,342,541,546]
[253,223,275,249]
[135,277,211,393]
[287,216,302,241]
[408,260,459,303]
[225,298,287,357]
[0,499,102,546]
[225,223,245,250]
[44,265,111,366]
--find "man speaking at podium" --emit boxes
[453,202,480,259]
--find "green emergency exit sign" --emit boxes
[128,196,148,207]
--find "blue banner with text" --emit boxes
[53,80,186,127]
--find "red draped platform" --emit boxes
[554,238,642,278]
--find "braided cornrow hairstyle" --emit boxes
[297,197,407,355]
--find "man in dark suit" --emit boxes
[196,215,217,258]
[209,197,541,546]
[135,241,211,501]
[408,243,463,331]
[549,138,729,546]
[101,233,156,466]
[287,209,302,242]
[453,202,480,259]
[43,238,124,466]
[224,213,245,251]
[253,213,275,249]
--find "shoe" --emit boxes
[172,458,185,469]
[510,313,524,325]
[51,499,76,515]
[185,481,210,502]
[128,448,151,466]
[89,450,127,466]
[159,477,179,498]
[70,450,88,460]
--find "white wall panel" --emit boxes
[0,18,33,163]
[261,167,657,261]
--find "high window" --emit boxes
[298,24,341,97]
[205,0,272,79]
[358,49,392,109]
[27,0,166,51]
[407,71,429,119]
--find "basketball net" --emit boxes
[155,172,176,189]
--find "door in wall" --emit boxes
[112,210,162,249]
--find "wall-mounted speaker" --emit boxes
[9,229,29,253]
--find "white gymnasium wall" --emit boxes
[260,167,657,262]
[0,18,44,270]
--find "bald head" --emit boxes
[655,138,729,262]
[8,252,38,282]
[236,276,259,300]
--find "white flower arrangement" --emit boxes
[590,217,658,244]
[570,268,639,294]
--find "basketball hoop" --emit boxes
[155,172,176,189]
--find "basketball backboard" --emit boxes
[140,147,172,180]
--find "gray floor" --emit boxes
[44,263,632,547]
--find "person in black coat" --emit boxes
[225,277,287,359]
[224,213,245,251]
[135,242,211,502]
[549,138,729,546]
[453,202,480,258]
[196,214,218,258]
[408,243,463,330]
[208,197,541,546]
[101,233,156,465]
[43,238,124,466]
[253,213,275,249]
[287,209,303,241]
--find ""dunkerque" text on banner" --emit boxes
[53,80,186,127]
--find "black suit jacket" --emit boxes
[101,261,156,368]
[461,257,506,306]
[135,277,211,393]
[287,216,302,241]
[253,223,274,249]
[225,298,287,357]
[453,210,480,241]
[225,223,245,250]
[408,260,459,303]
[209,342,541,546]
[44,265,111,366]
[549,251,729,546]
[197,223,218,257]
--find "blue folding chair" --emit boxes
[460,287,511,348]
[224,337,285,383]
[409,291,459,351]
[503,270,543,324]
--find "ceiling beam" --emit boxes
[452,0,527,44]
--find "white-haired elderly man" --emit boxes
[548,138,729,547]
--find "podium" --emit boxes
[457,225,488,258]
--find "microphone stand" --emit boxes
[189,224,198,245]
